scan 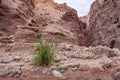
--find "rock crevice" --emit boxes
[83,0,120,49]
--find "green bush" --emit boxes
[33,40,55,66]
[33,31,56,66]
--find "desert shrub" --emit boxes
[33,32,55,66]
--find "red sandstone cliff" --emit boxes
[0,0,37,43]
[34,0,86,45]
[0,0,120,48]
[87,0,120,49]
[0,0,86,45]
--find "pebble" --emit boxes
[71,67,77,71]
[13,56,21,61]
[54,54,61,62]
[41,68,52,75]
[57,65,68,72]
[64,44,72,51]
[52,70,63,77]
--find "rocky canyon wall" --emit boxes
[32,0,86,45]
[88,0,120,49]
[0,0,86,45]
[1,0,119,49]
[0,0,37,43]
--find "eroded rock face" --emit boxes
[88,0,120,49]
[0,0,86,45]
[61,8,86,45]
[34,1,86,45]
[0,0,37,43]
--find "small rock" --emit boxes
[57,65,68,72]
[71,67,77,71]
[79,65,89,71]
[42,68,52,75]
[15,63,24,67]
[67,63,80,68]
[54,54,61,62]
[114,72,120,80]
[52,70,63,77]
[64,45,72,51]
[0,66,22,77]
[13,56,21,61]
[50,66,57,70]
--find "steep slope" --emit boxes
[0,0,86,46]
[88,0,120,49]
[0,0,38,43]
[34,0,86,45]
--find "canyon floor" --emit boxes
[0,43,120,80]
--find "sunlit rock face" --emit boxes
[35,0,55,5]
[88,0,120,49]
[33,0,86,45]
[0,0,86,45]
[0,0,37,43]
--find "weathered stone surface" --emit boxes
[87,0,120,49]
[0,0,86,45]
[34,1,86,45]
[52,70,63,78]
[41,68,52,75]
[114,72,120,80]
[0,0,37,43]
[14,29,37,42]
[79,65,89,71]
[54,54,61,62]
[0,66,22,77]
